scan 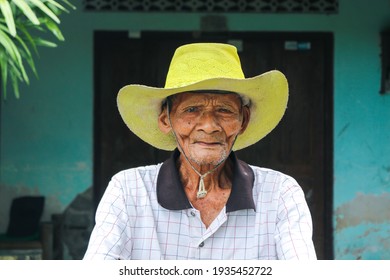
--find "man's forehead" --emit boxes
[170,90,244,104]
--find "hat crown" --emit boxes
[165,43,245,88]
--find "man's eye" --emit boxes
[218,108,232,113]
[185,107,198,113]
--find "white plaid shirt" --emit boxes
[84,150,316,260]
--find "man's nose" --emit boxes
[196,111,222,133]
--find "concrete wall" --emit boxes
[0,0,389,259]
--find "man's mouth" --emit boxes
[194,141,222,146]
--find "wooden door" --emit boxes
[93,31,333,259]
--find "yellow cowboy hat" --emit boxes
[117,43,288,151]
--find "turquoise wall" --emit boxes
[0,0,389,259]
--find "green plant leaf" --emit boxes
[13,30,38,78]
[33,37,57,47]
[9,68,20,98]
[0,0,76,99]
[7,56,25,97]
[8,55,24,80]
[12,0,40,25]
[0,0,16,36]
[57,0,75,10]
[0,26,20,63]
[0,50,8,98]
[16,23,38,54]
[40,17,64,41]
[28,0,60,24]
[0,27,28,83]
[44,0,68,13]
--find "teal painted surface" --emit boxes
[0,0,389,259]
[335,222,390,260]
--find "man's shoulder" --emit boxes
[248,165,298,185]
[248,164,284,175]
[112,163,163,180]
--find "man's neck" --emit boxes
[177,155,233,196]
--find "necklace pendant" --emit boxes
[196,190,207,199]
[196,177,207,199]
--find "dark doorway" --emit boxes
[93,31,333,259]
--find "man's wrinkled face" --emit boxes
[158,92,250,167]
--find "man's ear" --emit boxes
[239,106,251,135]
[158,108,172,134]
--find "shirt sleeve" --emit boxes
[83,174,133,260]
[275,176,317,260]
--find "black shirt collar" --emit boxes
[157,149,255,212]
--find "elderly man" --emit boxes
[84,43,316,260]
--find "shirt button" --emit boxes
[190,211,196,217]
[199,242,204,248]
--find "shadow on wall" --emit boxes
[54,187,94,260]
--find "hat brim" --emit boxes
[117,69,288,151]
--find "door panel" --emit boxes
[93,31,333,259]
[235,35,331,260]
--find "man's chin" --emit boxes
[189,149,228,166]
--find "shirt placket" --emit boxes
[186,207,228,259]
